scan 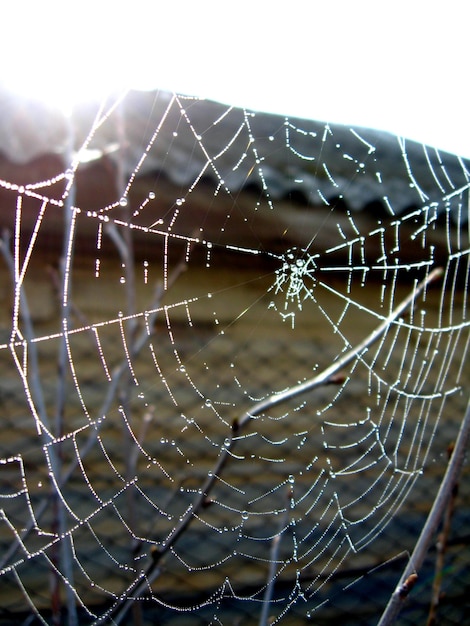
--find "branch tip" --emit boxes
[398,572,418,598]
[150,546,162,563]
[327,373,346,385]
[429,267,444,283]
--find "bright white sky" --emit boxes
[2,1,469,157]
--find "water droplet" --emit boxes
[288,474,295,484]
[120,276,126,284]
[148,191,155,200]
[205,399,212,407]
[119,197,128,207]
[241,511,249,520]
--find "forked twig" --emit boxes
[0,238,190,574]
[109,267,443,625]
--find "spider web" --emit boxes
[0,90,469,625]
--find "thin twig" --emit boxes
[106,124,142,625]
[0,243,189,574]
[377,400,470,626]
[425,443,458,626]
[53,140,79,625]
[1,210,79,625]
[128,405,155,479]
[108,267,443,625]
[238,267,443,428]
[0,229,53,439]
[259,488,292,626]
[48,264,90,328]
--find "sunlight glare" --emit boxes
[1,1,468,156]
[2,5,137,113]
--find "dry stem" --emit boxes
[425,443,458,626]
[378,400,470,626]
[0,232,189,575]
[110,267,443,624]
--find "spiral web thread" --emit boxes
[0,91,468,624]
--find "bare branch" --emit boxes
[109,267,443,624]
[259,488,292,626]
[0,247,189,574]
[378,399,470,626]
[426,443,458,626]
